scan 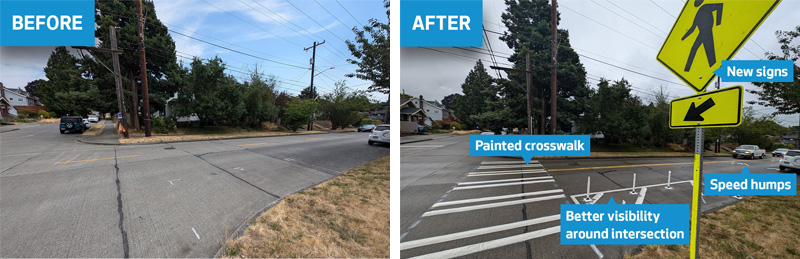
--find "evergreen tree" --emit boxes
[318,81,371,130]
[38,47,97,116]
[453,60,494,129]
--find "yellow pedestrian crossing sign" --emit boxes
[657,0,781,93]
[669,85,743,128]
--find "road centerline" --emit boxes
[54,155,140,165]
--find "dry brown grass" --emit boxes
[452,130,482,135]
[627,195,800,259]
[81,124,105,136]
[38,118,60,124]
[221,156,390,258]
[118,130,325,143]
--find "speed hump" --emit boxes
[669,85,743,129]
[657,0,781,93]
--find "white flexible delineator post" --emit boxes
[665,171,673,189]
[629,173,638,195]
[583,176,592,203]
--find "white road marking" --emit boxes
[192,228,200,239]
[422,194,564,217]
[481,160,537,165]
[635,187,648,204]
[401,214,560,250]
[408,226,560,259]
[168,178,181,185]
[467,170,548,177]
[234,167,244,171]
[453,180,555,190]
[432,189,564,208]
[476,164,543,170]
[458,176,553,185]
[401,145,445,148]
[569,180,692,201]
[591,244,605,258]
[589,193,604,204]
[468,169,547,175]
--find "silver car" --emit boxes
[368,124,390,145]
[779,150,800,172]
[773,148,790,157]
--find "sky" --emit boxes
[400,0,800,127]
[0,0,388,100]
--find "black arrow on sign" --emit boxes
[684,98,715,121]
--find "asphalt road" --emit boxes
[0,121,388,257]
[400,134,798,259]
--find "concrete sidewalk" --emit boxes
[76,120,120,145]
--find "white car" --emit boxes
[87,115,99,123]
[82,118,92,129]
[779,149,800,172]
[368,124,390,145]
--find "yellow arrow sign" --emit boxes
[657,0,781,93]
[670,85,743,128]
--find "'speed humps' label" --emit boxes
[561,198,690,245]
[705,166,796,195]
[470,135,590,163]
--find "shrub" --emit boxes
[450,122,462,130]
[38,110,50,119]
[18,114,27,119]
[151,116,177,134]
[360,118,374,126]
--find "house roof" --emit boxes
[400,106,429,118]
[401,98,413,107]
[0,97,10,106]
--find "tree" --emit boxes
[441,93,461,111]
[24,79,45,99]
[579,78,647,144]
[318,81,371,130]
[500,0,589,133]
[453,60,494,129]
[170,57,243,126]
[242,72,279,128]
[747,26,800,146]
[284,99,318,132]
[345,0,389,94]
[37,47,97,116]
[727,107,788,148]
[93,0,181,127]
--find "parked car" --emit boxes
[87,115,99,123]
[417,124,428,133]
[779,150,800,172]
[773,148,790,157]
[732,145,766,159]
[368,124,390,145]
[358,124,376,132]
[59,116,86,134]
[82,118,92,129]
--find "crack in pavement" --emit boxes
[114,148,130,258]
[597,170,625,188]
[0,151,45,175]
[189,151,280,199]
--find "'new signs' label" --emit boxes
[657,0,781,93]
[669,85,742,129]
[713,60,794,82]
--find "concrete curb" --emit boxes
[0,128,20,133]
[400,138,434,145]
[76,131,333,146]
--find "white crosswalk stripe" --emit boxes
[468,171,549,177]
[422,194,564,217]
[480,160,537,165]
[401,214,560,250]
[476,164,544,170]
[408,226,561,259]
[432,189,564,208]
[453,179,555,190]
[458,176,553,185]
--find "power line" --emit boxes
[335,0,364,27]
[314,0,351,30]
[604,0,668,35]
[590,0,662,38]
[649,0,676,18]
[560,3,659,51]
[283,0,346,43]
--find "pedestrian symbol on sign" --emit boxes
[682,0,723,72]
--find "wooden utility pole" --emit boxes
[110,26,129,138]
[136,0,151,136]
[304,40,325,131]
[550,0,559,134]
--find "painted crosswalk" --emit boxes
[403,160,566,258]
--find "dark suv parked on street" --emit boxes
[60,116,86,134]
